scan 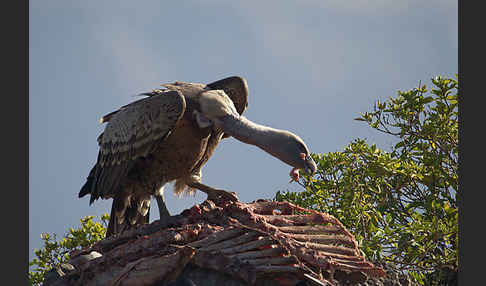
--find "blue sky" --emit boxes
[29,0,457,262]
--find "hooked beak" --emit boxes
[304,155,317,176]
[290,155,317,182]
[298,153,317,176]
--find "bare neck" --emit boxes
[216,114,287,155]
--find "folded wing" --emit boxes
[79,90,186,203]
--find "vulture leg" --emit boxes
[155,195,171,221]
[106,191,150,237]
[154,186,171,224]
[186,181,239,203]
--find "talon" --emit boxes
[207,189,239,202]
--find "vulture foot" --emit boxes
[206,189,239,203]
[187,182,239,203]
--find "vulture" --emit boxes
[79,76,317,237]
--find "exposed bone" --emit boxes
[219,236,276,255]
[187,227,244,248]
[330,257,375,267]
[228,246,285,260]
[253,265,302,273]
[201,230,260,252]
[242,255,298,266]
[264,214,341,226]
[302,242,357,256]
[301,250,365,262]
[303,273,332,286]
[287,233,356,247]
[278,225,346,235]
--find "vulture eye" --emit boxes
[300,153,306,160]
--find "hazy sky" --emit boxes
[29,0,457,262]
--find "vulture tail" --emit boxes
[106,193,150,238]
[79,164,98,203]
[78,177,93,198]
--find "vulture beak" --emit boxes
[303,154,317,176]
[292,153,317,181]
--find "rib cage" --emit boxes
[61,200,385,286]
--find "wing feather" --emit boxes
[82,90,185,202]
[206,76,249,116]
[98,90,186,167]
[206,76,249,139]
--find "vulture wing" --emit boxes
[80,90,186,202]
[206,76,248,116]
[206,76,249,139]
[98,90,185,166]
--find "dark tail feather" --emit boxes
[79,177,93,198]
[106,194,150,238]
[79,165,98,202]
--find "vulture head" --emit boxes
[269,130,317,181]
[196,89,317,181]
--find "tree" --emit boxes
[29,214,109,285]
[275,75,458,285]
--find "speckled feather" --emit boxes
[98,90,186,167]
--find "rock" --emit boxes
[68,250,102,268]
[60,263,75,273]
